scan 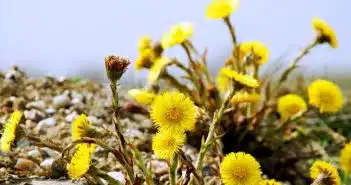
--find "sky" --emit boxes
[1,0,350,81]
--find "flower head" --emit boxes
[206,0,239,19]
[138,35,152,52]
[152,130,186,160]
[220,152,262,185]
[239,41,269,65]
[135,48,156,71]
[148,57,171,83]
[216,68,232,92]
[150,92,196,132]
[277,94,307,121]
[308,79,343,113]
[312,18,338,48]
[72,114,92,141]
[222,68,260,88]
[310,160,340,185]
[230,91,260,104]
[340,141,351,174]
[128,89,156,105]
[259,179,281,185]
[1,111,23,152]
[161,22,193,48]
[67,143,96,179]
[105,55,130,82]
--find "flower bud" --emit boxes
[105,55,130,82]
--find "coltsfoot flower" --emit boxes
[0,111,23,152]
[135,48,156,71]
[206,0,239,19]
[128,89,156,105]
[67,143,96,179]
[308,79,343,113]
[161,22,193,48]
[150,91,196,132]
[217,68,232,92]
[239,41,269,65]
[310,160,340,185]
[259,179,281,185]
[340,141,351,174]
[230,91,260,104]
[72,114,93,140]
[152,130,186,160]
[148,57,171,83]
[221,68,260,88]
[277,94,307,121]
[138,35,152,52]
[312,18,338,48]
[220,152,262,185]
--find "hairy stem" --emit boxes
[169,154,179,185]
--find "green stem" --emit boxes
[277,40,318,86]
[223,17,237,47]
[169,154,179,185]
[130,145,154,185]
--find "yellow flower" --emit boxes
[152,130,186,160]
[277,94,307,121]
[220,152,262,185]
[161,22,193,48]
[128,89,156,105]
[340,142,351,174]
[0,111,23,152]
[216,68,232,92]
[138,35,152,52]
[135,48,155,71]
[148,57,171,83]
[310,160,340,185]
[68,143,96,179]
[150,92,196,132]
[230,91,260,104]
[259,179,281,185]
[308,79,343,113]
[222,68,260,88]
[72,114,92,141]
[239,41,269,65]
[206,0,239,19]
[312,18,338,48]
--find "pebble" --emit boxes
[101,171,126,185]
[65,111,78,123]
[14,158,37,171]
[36,117,56,132]
[45,107,56,114]
[150,160,168,175]
[24,109,46,121]
[52,95,70,109]
[40,158,54,169]
[27,149,41,158]
[26,100,46,110]
[41,147,60,158]
[124,128,143,138]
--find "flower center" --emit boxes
[232,167,249,181]
[166,107,182,121]
[164,137,176,147]
[319,92,334,105]
[287,104,302,115]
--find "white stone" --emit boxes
[27,149,41,158]
[26,100,46,110]
[36,117,56,131]
[40,158,54,169]
[65,111,78,123]
[100,171,126,185]
[52,95,70,109]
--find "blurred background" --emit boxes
[1,0,350,83]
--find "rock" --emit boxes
[52,95,70,109]
[101,171,126,185]
[40,158,54,169]
[24,109,45,121]
[45,108,56,114]
[140,119,153,129]
[41,147,60,159]
[71,98,81,105]
[27,149,41,158]
[14,158,37,171]
[150,160,168,175]
[65,111,78,123]
[124,128,143,138]
[26,100,46,110]
[36,117,56,132]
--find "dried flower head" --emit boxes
[340,141,351,174]
[161,22,193,48]
[128,89,156,105]
[152,130,186,160]
[222,68,260,88]
[206,0,239,19]
[310,160,340,185]
[277,94,307,121]
[259,179,281,185]
[230,91,260,104]
[1,111,23,152]
[220,152,262,185]
[105,55,130,82]
[239,41,269,65]
[150,92,196,132]
[312,18,338,48]
[308,79,343,113]
[67,143,96,179]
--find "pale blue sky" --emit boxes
[1,0,350,81]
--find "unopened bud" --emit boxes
[105,55,130,82]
